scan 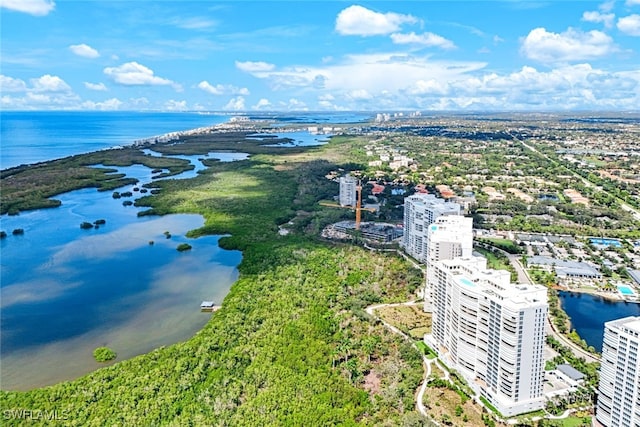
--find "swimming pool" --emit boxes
[590,238,622,247]
[617,285,636,296]
[459,277,476,287]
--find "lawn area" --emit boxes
[474,246,517,281]
[559,414,592,427]
[376,304,432,339]
[477,237,524,254]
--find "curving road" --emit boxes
[365,302,435,420]
[482,241,601,364]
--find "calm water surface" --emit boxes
[0,111,229,169]
[0,154,243,390]
[558,291,640,352]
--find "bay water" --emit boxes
[0,112,239,390]
[0,110,371,389]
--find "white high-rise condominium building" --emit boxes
[339,175,358,207]
[425,215,474,266]
[595,316,640,427]
[402,193,461,262]
[424,215,473,311]
[426,256,548,417]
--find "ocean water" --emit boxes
[0,111,372,170]
[0,111,229,169]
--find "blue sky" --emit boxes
[1,0,639,111]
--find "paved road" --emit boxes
[367,300,595,424]
[502,247,601,363]
[545,318,600,364]
[365,302,434,420]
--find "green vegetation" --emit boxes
[474,246,518,282]
[176,243,192,252]
[80,221,94,229]
[476,237,524,254]
[546,336,599,386]
[11,228,24,235]
[375,304,432,339]
[479,396,501,417]
[0,132,425,425]
[2,116,635,424]
[415,341,436,359]
[93,347,117,363]
[0,145,197,215]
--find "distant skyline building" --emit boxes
[401,193,461,263]
[426,256,549,416]
[339,175,357,207]
[595,316,640,427]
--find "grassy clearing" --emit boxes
[376,304,432,340]
[423,385,491,427]
[560,414,592,426]
[477,237,523,254]
[475,247,511,271]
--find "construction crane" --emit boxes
[320,179,375,230]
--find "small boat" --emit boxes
[200,301,221,312]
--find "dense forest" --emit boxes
[0,134,427,425]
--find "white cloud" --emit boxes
[197,80,249,96]
[626,0,640,6]
[223,97,245,111]
[130,97,149,106]
[281,98,307,111]
[1,90,81,110]
[412,64,640,111]
[347,89,373,100]
[521,27,616,63]
[335,5,417,36]
[319,94,335,101]
[406,79,449,96]
[235,61,275,72]
[582,11,615,28]
[599,1,616,12]
[252,98,272,110]
[165,100,188,111]
[171,17,217,30]
[390,32,456,49]
[84,82,107,91]
[239,52,486,96]
[104,62,177,88]
[0,0,55,16]
[617,14,640,36]
[81,98,123,111]
[69,43,100,58]
[31,74,71,92]
[0,75,27,92]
